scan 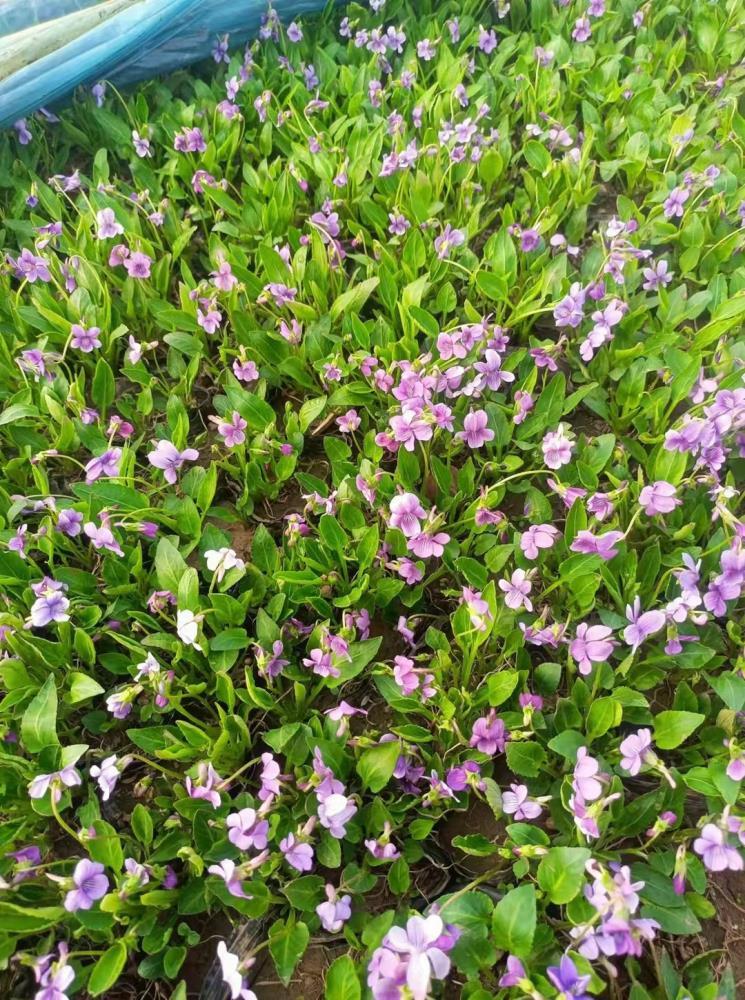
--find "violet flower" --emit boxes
[63,859,109,912]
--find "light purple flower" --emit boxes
[573,747,604,802]
[570,529,625,560]
[663,186,689,219]
[280,833,314,872]
[123,251,152,278]
[502,783,543,820]
[542,426,574,469]
[96,208,124,240]
[623,598,666,651]
[377,915,451,1000]
[499,569,533,611]
[639,481,680,516]
[226,808,269,852]
[693,823,744,872]
[148,440,199,484]
[63,859,109,912]
[547,956,591,1000]
[316,884,352,932]
[434,224,465,259]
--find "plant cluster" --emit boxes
[0,0,744,998]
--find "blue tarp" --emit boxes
[0,0,329,128]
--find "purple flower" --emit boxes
[570,529,625,560]
[458,409,494,449]
[148,440,199,484]
[29,765,81,803]
[263,283,297,307]
[14,119,32,145]
[64,859,109,912]
[642,259,673,291]
[434,224,465,259]
[174,127,207,153]
[84,518,124,557]
[208,858,253,899]
[123,251,152,279]
[663,186,689,219]
[280,833,314,872]
[132,130,151,157]
[389,494,427,537]
[499,956,527,988]
[470,710,507,755]
[84,448,120,484]
[226,808,269,852]
[572,16,592,41]
[14,248,52,283]
[30,587,70,628]
[623,598,666,651]
[547,956,591,1000]
[693,823,744,872]
[570,623,616,675]
[553,282,586,328]
[478,27,497,53]
[639,480,680,516]
[520,228,541,252]
[619,729,655,775]
[316,884,352,932]
[520,523,559,559]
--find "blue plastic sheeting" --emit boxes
[0,0,330,128]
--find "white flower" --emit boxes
[205,547,245,582]
[217,942,256,1000]
[177,609,203,650]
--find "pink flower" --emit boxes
[623,598,665,651]
[458,409,494,449]
[570,623,616,675]
[217,412,247,447]
[520,524,559,559]
[542,426,574,469]
[619,728,654,775]
[470,710,507,754]
[336,409,361,433]
[390,493,427,537]
[573,747,604,802]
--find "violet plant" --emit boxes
[0,0,744,998]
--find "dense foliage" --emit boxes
[1,0,744,998]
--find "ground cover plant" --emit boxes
[1,0,745,997]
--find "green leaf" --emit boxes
[653,711,705,749]
[357,740,400,792]
[505,741,546,777]
[486,670,519,707]
[88,942,127,996]
[283,875,325,911]
[21,675,59,752]
[452,835,498,857]
[325,955,361,1000]
[252,524,279,575]
[155,538,187,592]
[586,697,622,741]
[68,671,105,704]
[92,358,115,414]
[330,277,379,320]
[537,847,591,904]
[0,902,65,934]
[131,804,154,846]
[491,884,536,957]
[268,918,310,986]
